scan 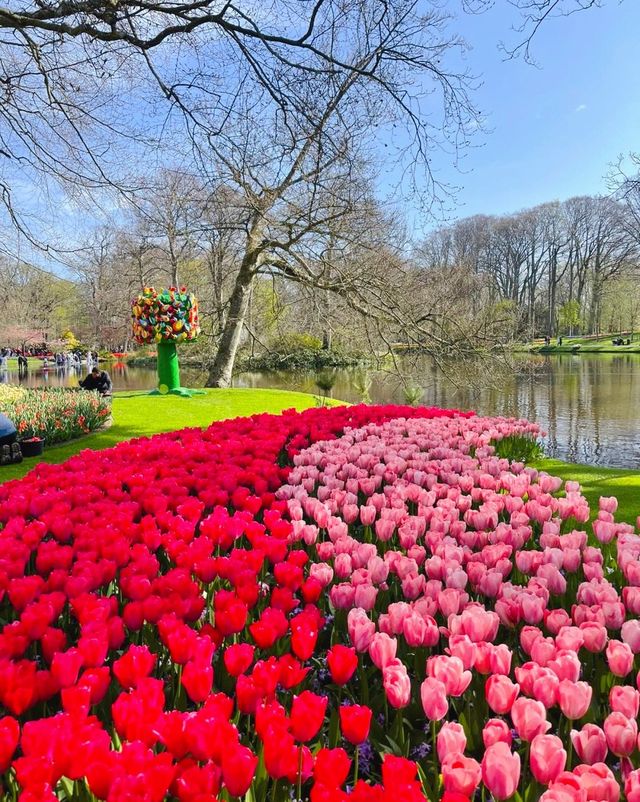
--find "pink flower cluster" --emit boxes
[0,403,638,802]
[278,415,640,801]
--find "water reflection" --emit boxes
[234,355,640,469]
[1,355,639,469]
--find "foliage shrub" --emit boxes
[277,332,324,352]
[0,386,111,445]
[492,433,544,462]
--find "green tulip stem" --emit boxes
[354,745,359,785]
[296,745,303,802]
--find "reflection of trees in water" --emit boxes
[345,353,640,469]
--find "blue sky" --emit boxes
[6,0,639,269]
[428,0,640,221]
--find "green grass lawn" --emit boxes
[0,388,338,483]
[534,458,640,525]
[5,357,50,368]
[517,333,640,354]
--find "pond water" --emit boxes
[3,354,640,469]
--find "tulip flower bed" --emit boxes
[0,387,111,446]
[0,403,639,802]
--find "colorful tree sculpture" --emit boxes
[132,287,201,396]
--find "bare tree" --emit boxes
[464,0,605,62]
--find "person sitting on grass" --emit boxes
[79,366,113,397]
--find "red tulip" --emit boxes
[221,744,258,797]
[223,643,254,677]
[327,645,358,686]
[113,644,156,689]
[339,704,372,745]
[0,716,20,772]
[290,691,327,742]
[181,660,213,703]
[313,747,351,788]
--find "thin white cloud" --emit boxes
[575,104,588,113]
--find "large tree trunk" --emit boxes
[587,275,602,335]
[588,251,603,335]
[206,263,254,387]
[547,257,555,335]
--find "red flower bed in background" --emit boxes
[0,404,637,802]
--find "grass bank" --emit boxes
[0,388,339,483]
[534,458,640,525]
[516,333,640,354]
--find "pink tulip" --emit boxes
[426,655,471,697]
[606,640,634,677]
[593,519,616,544]
[530,734,567,785]
[573,763,620,802]
[369,633,397,670]
[447,635,476,669]
[437,722,467,763]
[385,602,410,634]
[558,680,592,720]
[420,677,448,721]
[532,670,559,708]
[599,496,618,514]
[485,675,520,715]
[570,724,608,765]
[347,608,375,653]
[603,712,638,757]
[520,626,543,655]
[456,605,500,643]
[382,659,411,709]
[374,519,395,542]
[473,641,493,674]
[353,583,377,612]
[401,612,428,647]
[621,620,640,653]
[610,685,640,719]
[623,587,640,616]
[360,505,376,526]
[511,697,551,742]
[625,770,640,802]
[545,608,572,635]
[555,626,584,652]
[489,644,512,675]
[481,742,521,800]
[539,788,582,802]
[442,753,481,798]
[548,650,581,683]
[530,635,556,665]
[548,771,590,802]
[580,621,607,653]
[483,718,512,749]
[333,553,353,579]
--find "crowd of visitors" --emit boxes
[0,347,101,370]
[0,347,112,396]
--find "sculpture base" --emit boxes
[149,387,206,398]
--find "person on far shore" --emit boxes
[80,366,112,397]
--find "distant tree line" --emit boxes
[417,191,640,339]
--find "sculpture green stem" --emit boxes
[157,341,180,392]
